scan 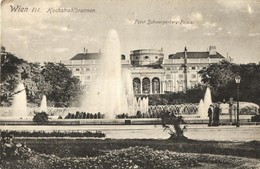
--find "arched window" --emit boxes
[133,78,141,94]
[152,78,160,94]
[142,78,150,94]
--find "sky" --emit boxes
[1,0,260,64]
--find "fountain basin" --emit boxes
[0,115,256,125]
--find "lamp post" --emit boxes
[235,75,241,127]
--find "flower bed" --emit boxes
[46,146,260,169]
[1,146,260,169]
[47,146,200,169]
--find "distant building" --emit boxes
[61,46,225,94]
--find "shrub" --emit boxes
[33,112,49,124]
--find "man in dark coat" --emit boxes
[213,102,221,126]
[208,105,214,126]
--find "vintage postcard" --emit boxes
[1,0,260,168]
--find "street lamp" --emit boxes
[235,75,241,127]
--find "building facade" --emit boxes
[61,46,225,94]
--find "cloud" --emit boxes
[171,15,182,22]
[247,3,254,15]
[216,0,255,16]
[125,18,135,25]
[203,32,215,36]
[183,24,198,30]
[248,33,260,37]
[125,11,137,25]
[53,48,69,53]
[190,12,203,22]
[203,22,217,28]
[216,0,247,9]
[60,26,72,32]
[184,12,202,31]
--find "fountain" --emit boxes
[39,95,47,113]
[198,99,204,117]
[11,83,27,117]
[81,30,135,119]
[134,97,149,115]
[198,87,212,118]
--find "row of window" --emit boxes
[71,67,97,71]
[75,75,91,79]
[165,66,206,70]
[71,66,205,72]
[134,56,159,60]
[167,74,197,79]
[76,74,196,81]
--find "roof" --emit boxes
[70,53,102,60]
[168,52,225,59]
[70,53,126,60]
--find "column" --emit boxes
[150,78,152,94]
[140,78,143,94]
[170,80,173,92]
[160,81,164,94]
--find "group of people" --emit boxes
[208,102,221,126]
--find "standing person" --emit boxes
[213,102,221,126]
[208,105,214,126]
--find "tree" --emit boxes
[1,51,28,106]
[0,48,81,107]
[185,84,207,103]
[0,51,51,107]
[198,60,260,105]
[41,62,81,107]
[198,60,236,99]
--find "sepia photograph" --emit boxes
[0,0,260,168]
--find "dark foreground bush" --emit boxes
[33,112,49,124]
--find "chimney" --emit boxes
[209,46,216,55]
[83,47,88,54]
[184,46,187,59]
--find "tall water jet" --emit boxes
[132,97,138,116]
[145,97,149,113]
[81,30,134,119]
[135,97,149,115]
[200,87,212,118]
[122,68,135,115]
[12,83,27,117]
[198,99,204,118]
[39,95,47,113]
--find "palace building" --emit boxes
[61,46,225,94]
